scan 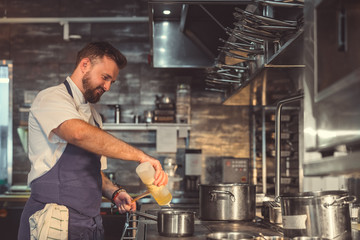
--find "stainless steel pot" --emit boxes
[291,237,321,240]
[200,183,256,221]
[280,190,355,239]
[157,209,194,237]
[206,232,254,240]
[134,209,195,237]
[253,237,290,240]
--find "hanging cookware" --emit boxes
[134,209,195,237]
[199,183,256,221]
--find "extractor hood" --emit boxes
[148,1,252,68]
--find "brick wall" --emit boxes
[0,0,249,188]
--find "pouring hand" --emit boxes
[139,156,168,186]
[113,191,137,214]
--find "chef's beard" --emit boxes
[82,72,105,103]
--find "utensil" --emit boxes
[258,0,304,8]
[157,209,195,237]
[222,51,256,61]
[258,25,297,31]
[134,209,195,237]
[131,190,151,203]
[234,8,298,27]
[216,63,249,70]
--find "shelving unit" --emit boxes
[102,123,191,131]
[103,123,191,152]
[223,29,304,106]
[251,105,301,195]
[303,150,360,176]
[218,26,305,195]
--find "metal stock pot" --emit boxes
[200,183,256,221]
[280,190,355,239]
[157,209,195,237]
[134,209,195,237]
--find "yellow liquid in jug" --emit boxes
[147,185,172,206]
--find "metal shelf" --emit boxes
[223,30,304,106]
[102,123,191,131]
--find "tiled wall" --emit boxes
[0,0,250,189]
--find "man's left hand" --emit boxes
[113,191,136,214]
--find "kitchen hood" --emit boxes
[148,1,252,68]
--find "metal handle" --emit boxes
[209,190,235,202]
[133,210,158,221]
[338,7,347,51]
[131,190,151,203]
[275,93,303,201]
[323,195,357,208]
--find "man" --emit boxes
[18,42,168,240]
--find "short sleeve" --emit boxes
[30,85,83,143]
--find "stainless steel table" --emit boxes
[142,220,282,240]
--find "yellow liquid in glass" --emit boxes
[147,185,172,206]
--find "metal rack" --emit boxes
[120,212,139,240]
[251,104,301,196]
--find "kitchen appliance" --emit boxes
[134,209,195,237]
[199,183,256,221]
[222,157,249,183]
[280,190,355,239]
[311,0,360,157]
[184,149,202,196]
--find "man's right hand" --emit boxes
[139,157,168,186]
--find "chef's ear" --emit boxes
[80,58,91,72]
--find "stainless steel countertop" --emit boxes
[136,203,282,240]
[143,220,282,240]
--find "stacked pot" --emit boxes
[199,183,256,221]
[280,190,356,239]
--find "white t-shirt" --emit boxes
[27,76,107,184]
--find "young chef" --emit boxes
[18,41,168,240]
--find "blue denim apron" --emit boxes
[18,81,104,240]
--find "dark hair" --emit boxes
[75,41,127,70]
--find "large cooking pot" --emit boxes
[200,183,256,221]
[134,209,195,237]
[280,190,355,239]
